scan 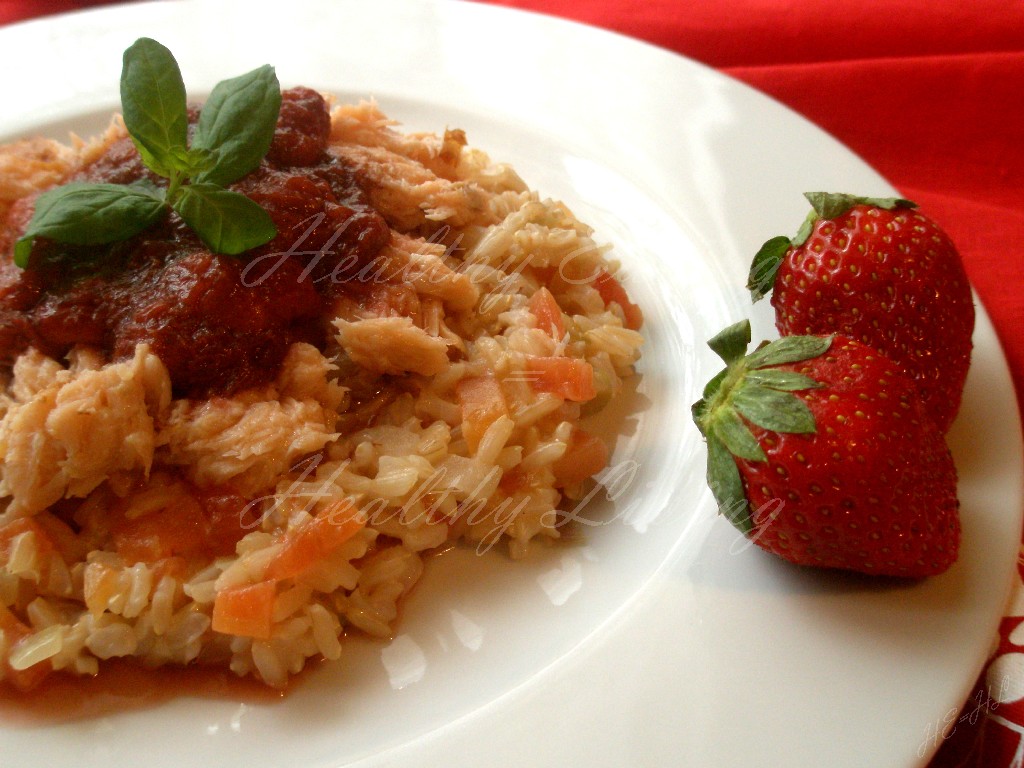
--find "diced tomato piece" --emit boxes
[263,501,365,582]
[0,604,52,691]
[199,490,263,556]
[529,287,566,339]
[523,357,597,402]
[456,375,509,453]
[531,266,557,284]
[111,486,256,563]
[593,270,643,330]
[111,496,208,563]
[212,580,277,639]
[552,428,610,486]
[499,466,531,494]
[153,556,189,582]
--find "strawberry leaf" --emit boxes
[695,368,729,417]
[733,382,817,434]
[711,407,767,462]
[746,334,832,369]
[693,319,829,536]
[748,206,818,302]
[803,191,917,220]
[747,235,790,302]
[745,369,821,392]
[707,319,751,365]
[748,193,918,302]
[706,435,753,534]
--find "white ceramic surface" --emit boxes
[1,1,1021,766]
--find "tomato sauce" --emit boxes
[0,87,391,398]
[0,658,287,726]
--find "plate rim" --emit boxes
[0,2,1021,767]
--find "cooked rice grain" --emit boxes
[0,98,642,689]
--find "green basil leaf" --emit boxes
[14,182,166,267]
[193,64,281,186]
[184,146,216,177]
[120,37,189,177]
[173,183,276,255]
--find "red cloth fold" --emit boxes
[482,7,1024,765]
[478,0,1024,401]
[0,1,122,25]
[2,2,1023,766]
[728,51,1024,400]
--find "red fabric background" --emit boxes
[2,1,1023,765]
[470,0,1024,403]
[467,6,1024,764]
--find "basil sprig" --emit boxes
[13,38,281,268]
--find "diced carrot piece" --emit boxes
[529,287,566,339]
[456,375,509,453]
[0,604,52,691]
[552,428,610,486]
[32,512,89,563]
[264,501,365,582]
[593,270,643,330]
[212,580,277,639]
[0,518,54,561]
[523,357,597,402]
[0,518,57,584]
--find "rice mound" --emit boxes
[0,99,643,689]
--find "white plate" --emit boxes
[1,1,1021,766]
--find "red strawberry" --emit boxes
[747,192,974,433]
[691,320,960,577]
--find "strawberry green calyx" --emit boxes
[746,192,917,302]
[803,191,916,220]
[691,319,828,534]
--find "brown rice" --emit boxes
[0,97,643,689]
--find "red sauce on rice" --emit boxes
[0,88,391,398]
